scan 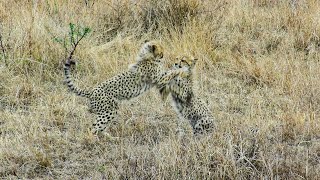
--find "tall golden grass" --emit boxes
[1,0,320,178]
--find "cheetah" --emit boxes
[159,55,215,135]
[64,40,187,138]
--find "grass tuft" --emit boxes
[1,0,320,179]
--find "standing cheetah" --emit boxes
[159,55,215,135]
[64,41,187,138]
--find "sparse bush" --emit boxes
[1,0,320,179]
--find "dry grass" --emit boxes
[1,0,320,179]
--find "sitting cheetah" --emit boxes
[64,40,187,138]
[159,55,215,135]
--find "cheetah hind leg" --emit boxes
[92,109,120,141]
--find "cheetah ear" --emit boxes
[191,58,198,67]
[193,58,198,63]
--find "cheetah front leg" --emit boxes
[156,68,188,88]
[167,80,192,103]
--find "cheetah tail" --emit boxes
[64,59,91,98]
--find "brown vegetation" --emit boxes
[1,0,320,179]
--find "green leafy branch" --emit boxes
[53,23,91,61]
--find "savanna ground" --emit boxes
[1,0,320,179]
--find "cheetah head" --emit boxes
[137,40,164,62]
[159,55,198,101]
[173,55,198,76]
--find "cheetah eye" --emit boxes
[159,52,163,58]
